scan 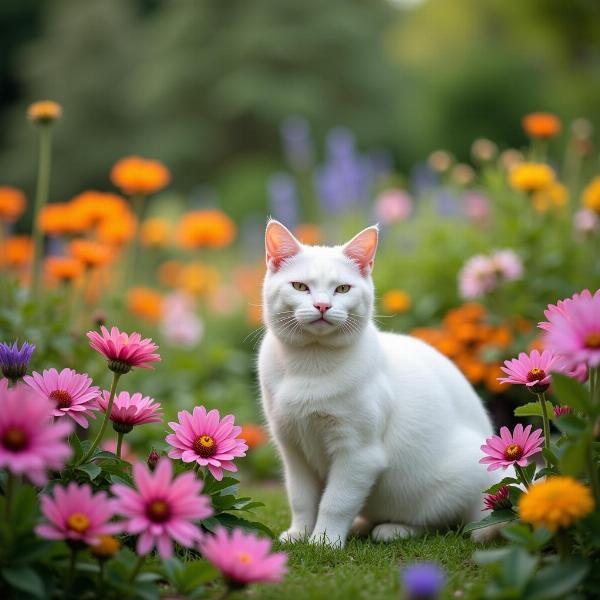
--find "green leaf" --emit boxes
[526,558,589,599]
[559,435,590,477]
[523,462,537,483]
[554,414,587,436]
[551,372,592,413]
[180,560,219,592]
[463,509,517,533]
[484,478,520,494]
[514,400,555,419]
[76,462,102,481]
[70,434,84,461]
[542,447,558,466]
[1,566,46,598]
[503,547,538,590]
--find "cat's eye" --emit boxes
[291,282,309,292]
[335,284,351,294]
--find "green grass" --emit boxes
[225,484,495,600]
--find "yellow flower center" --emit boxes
[237,551,253,564]
[585,332,600,349]
[2,427,27,451]
[193,435,216,458]
[67,512,91,534]
[146,499,170,523]
[527,368,546,382]
[504,444,523,461]
[49,389,72,409]
[90,535,120,559]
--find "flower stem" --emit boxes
[555,529,572,558]
[78,372,121,465]
[514,464,530,489]
[65,546,78,598]
[587,443,600,506]
[129,554,145,583]
[30,124,53,297]
[4,472,14,520]
[537,392,551,455]
[116,432,124,459]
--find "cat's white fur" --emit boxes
[258,220,498,547]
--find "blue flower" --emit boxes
[0,341,35,382]
[402,562,446,599]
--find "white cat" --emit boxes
[258,220,498,547]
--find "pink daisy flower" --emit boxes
[111,459,212,558]
[498,350,559,393]
[491,249,523,282]
[87,326,160,374]
[166,406,248,481]
[482,486,511,511]
[553,405,573,418]
[199,528,288,586]
[24,368,100,429]
[97,390,162,433]
[480,424,544,471]
[458,255,495,299]
[36,482,120,544]
[0,380,72,485]
[540,288,600,368]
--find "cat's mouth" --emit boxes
[311,316,331,324]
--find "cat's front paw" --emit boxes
[279,528,307,543]
[308,531,345,548]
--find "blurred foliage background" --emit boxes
[1,0,600,217]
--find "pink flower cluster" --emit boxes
[458,249,523,299]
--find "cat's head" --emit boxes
[262,220,378,346]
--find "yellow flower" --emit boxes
[509,162,555,194]
[178,262,220,296]
[382,289,412,314]
[90,535,120,559]
[27,100,62,124]
[141,217,171,248]
[582,176,600,215]
[519,476,594,531]
[532,182,569,213]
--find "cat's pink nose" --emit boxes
[314,302,331,313]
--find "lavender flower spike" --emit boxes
[0,340,35,382]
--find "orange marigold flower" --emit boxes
[455,356,487,385]
[294,224,321,245]
[110,156,170,196]
[178,262,220,296]
[382,289,412,314]
[177,209,236,250]
[582,176,600,215]
[1,236,33,268]
[484,364,506,394]
[509,163,555,194]
[97,210,137,246]
[158,260,183,288]
[68,239,112,269]
[45,256,83,283]
[240,424,268,449]
[127,287,164,322]
[38,203,72,236]
[532,182,569,213]
[434,335,462,359]
[522,112,561,139]
[487,326,512,349]
[27,100,62,124]
[70,191,129,226]
[0,187,26,222]
[141,217,171,248]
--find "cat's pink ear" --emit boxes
[265,220,301,271]
[343,225,379,276]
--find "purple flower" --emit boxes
[402,562,446,599]
[267,173,299,229]
[280,116,313,170]
[0,341,35,382]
